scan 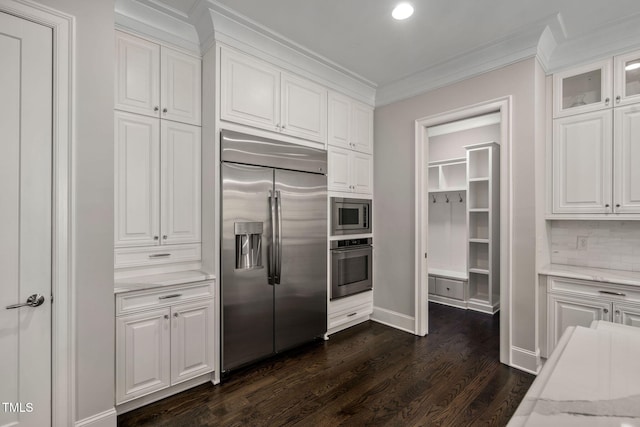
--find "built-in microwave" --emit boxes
[330,197,371,236]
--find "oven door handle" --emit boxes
[331,246,372,253]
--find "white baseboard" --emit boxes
[371,306,415,334]
[75,408,117,427]
[511,346,541,375]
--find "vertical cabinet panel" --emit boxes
[115,32,160,118]
[328,92,350,148]
[328,147,351,192]
[614,105,640,213]
[114,111,160,247]
[161,48,202,125]
[552,111,613,213]
[351,102,374,154]
[281,73,327,143]
[351,151,373,195]
[170,300,214,385]
[116,308,171,403]
[220,49,280,130]
[161,121,201,245]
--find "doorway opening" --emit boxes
[414,98,512,366]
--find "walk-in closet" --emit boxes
[427,113,501,315]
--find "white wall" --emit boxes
[428,124,500,162]
[374,58,541,366]
[35,0,115,422]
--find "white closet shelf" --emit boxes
[428,268,468,281]
[469,208,489,213]
[468,177,490,182]
[469,268,489,275]
[428,187,466,194]
[468,238,489,244]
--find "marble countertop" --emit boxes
[114,270,215,294]
[509,322,640,426]
[540,264,640,288]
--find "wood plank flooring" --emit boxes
[118,303,534,426]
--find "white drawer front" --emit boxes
[115,243,201,269]
[328,301,373,330]
[435,278,465,300]
[116,281,213,316]
[548,276,640,305]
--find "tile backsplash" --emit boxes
[550,221,640,272]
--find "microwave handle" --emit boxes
[363,205,368,229]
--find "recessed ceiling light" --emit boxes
[392,3,414,20]
[625,61,640,71]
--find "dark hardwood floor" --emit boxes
[118,303,534,427]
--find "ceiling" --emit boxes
[119,0,640,104]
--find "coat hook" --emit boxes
[459,193,463,203]
[432,194,437,203]
[445,194,449,203]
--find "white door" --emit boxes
[552,110,613,213]
[351,152,373,195]
[613,104,640,213]
[281,73,327,143]
[0,12,52,427]
[327,146,351,192]
[613,303,640,328]
[160,121,201,245]
[161,47,201,126]
[328,92,351,148]
[351,102,374,154]
[548,294,611,352]
[170,300,214,385]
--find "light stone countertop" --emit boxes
[540,264,640,288]
[114,270,215,294]
[508,322,640,426]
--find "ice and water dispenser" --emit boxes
[234,222,263,270]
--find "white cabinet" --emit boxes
[328,146,372,195]
[328,92,373,154]
[552,110,613,214]
[220,48,327,143]
[553,59,613,118]
[327,290,373,335]
[613,104,640,213]
[613,48,640,107]
[115,282,214,404]
[546,276,640,354]
[115,31,201,126]
[115,111,201,249]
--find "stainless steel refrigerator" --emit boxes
[221,130,327,373]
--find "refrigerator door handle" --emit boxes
[275,190,283,284]
[268,190,276,285]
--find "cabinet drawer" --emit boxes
[328,301,372,330]
[115,243,201,269]
[428,276,436,294]
[548,276,640,305]
[435,278,465,300]
[116,281,213,316]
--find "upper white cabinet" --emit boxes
[115,111,201,248]
[328,92,373,154]
[220,47,327,143]
[115,31,201,126]
[614,104,640,213]
[552,110,613,214]
[553,49,640,118]
[328,146,372,195]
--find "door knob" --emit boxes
[6,294,46,310]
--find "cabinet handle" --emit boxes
[281,125,286,130]
[615,309,621,316]
[616,204,621,208]
[163,235,168,240]
[173,312,179,318]
[603,308,609,314]
[164,314,169,319]
[149,253,171,258]
[598,290,626,297]
[605,97,610,105]
[154,236,159,240]
[347,312,357,317]
[605,204,610,208]
[616,96,621,104]
[154,106,159,112]
[159,293,182,300]
[162,108,168,114]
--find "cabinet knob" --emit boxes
[605,97,610,105]
[164,314,169,319]
[173,312,179,318]
[616,96,621,104]
[154,106,159,112]
[162,108,168,114]
[615,310,621,316]
[604,308,609,314]
[154,236,159,240]
[605,204,610,208]
[163,235,167,240]
[281,125,286,130]
[616,204,621,208]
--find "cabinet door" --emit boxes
[351,101,374,154]
[552,111,613,213]
[116,308,171,404]
[161,47,201,126]
[328,146,351,192]
[613,105,640,213]
[613,49,640,107]
[351,152,373,195]
[281,73,327,143]
[170,300,214,385]
[548,294,611,352]
[114,111,160,247]
[613,303,640,328]
[220,49,280,131]
[115,31,160,118]
[161,121,201,245]
[328,92,351,149]
[553,59,613,118]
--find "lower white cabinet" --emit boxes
[115,282,214,404]
[428,275,468,310]
[328,146,372,195]
[547,276,640,354]
[328,291,373,335]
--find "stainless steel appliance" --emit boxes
[330,197,371,235]
[221,130,327,373]
[330,238,373,300]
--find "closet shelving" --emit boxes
[465,142,500,314]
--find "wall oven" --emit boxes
[330,238,372,300]
[330,197,371,236]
